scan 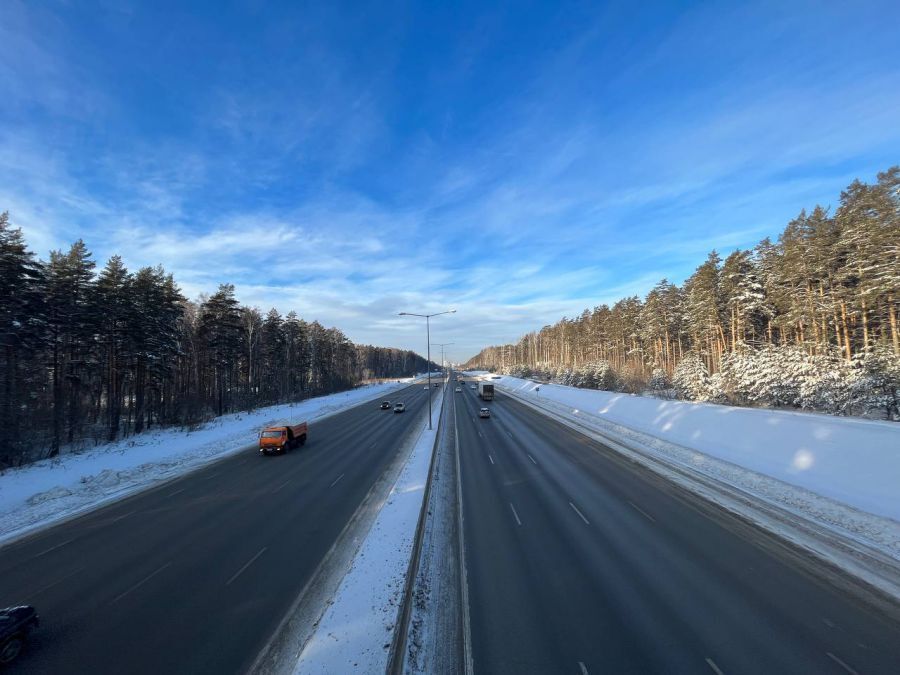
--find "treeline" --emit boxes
[466,167,900,418]
[0,217,433,467]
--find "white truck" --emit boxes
[477,382,494,400]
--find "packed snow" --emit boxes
[293,388,444,674]
[0,380,420,545]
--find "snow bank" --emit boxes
[293,389,444,674]
[0,380,416,545]
[492,375,900,521]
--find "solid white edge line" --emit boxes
[111,562,172,604]
[825,652,859,675]
[527,453,537,465]
[454,393,475,675]
[705,657,724,675]
[329,473,345,488]
[167,487,186,497]
[226,547,267,586]
[488,454,495,465]
[569,501,590,525]
[509,502,522,526]
[627,500,656,522]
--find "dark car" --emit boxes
[0,605,39,665]
[380,401,391,409]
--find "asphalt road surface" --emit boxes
[0,382,438,674]
[453,384,900,674]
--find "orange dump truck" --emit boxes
[258,422,308,455]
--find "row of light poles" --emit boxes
[397,309,455,429]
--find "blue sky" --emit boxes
[2,1,899,363]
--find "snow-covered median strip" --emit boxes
[0,380,416,546]
[293,389,444,674]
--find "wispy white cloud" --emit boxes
[1,1,898,364]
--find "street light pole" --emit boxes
[398,309,456,429]
[431,342,455,376]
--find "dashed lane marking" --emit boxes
[488,454,495,465]
[509,503,522,526]
[627,500,656,522]
[272,478,292,493]
[569,501,590,525]
[527,454,537,465]
[330,473,345,488]
[825,652,859,675]
[226,547,267,586]
[36,538,75,557]
[112,562,172,604]
[705,658,724,675]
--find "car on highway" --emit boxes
[479,407,491,418]
[0,605,39,665]
[470,385,477,390]
[393,402,406,413]
[455,387,461,392]
[423,385,430,390]
[380,401,391,409]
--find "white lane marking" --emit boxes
[509,503,522,526]
[569,501,590,525]
[822,618,835,628]
[705,658,724,675]
[527,453,537,465]
[488,454,495,465]
[627,500,656,522]
[226,547,268,586]
[32,567,84,597]
[330,473,345,488]
[111,510,135,523]
[112,562,172,604]
[579,662,589,675]
[825,652,859,675]
[506,430,513,438]
[36,538,75,557]
[477,431,483,439]
[272,478,292,493]
[167,488,186,497]
[203,471,219,480]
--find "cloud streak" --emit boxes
[1,1,899,363]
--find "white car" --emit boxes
[423,385,430,390]
[455,387,461,392]
[470,385,476,390]
[479,407,491,418]
[394,402,406,413]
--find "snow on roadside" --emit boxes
[484,374,900,522]
[293,389,444,674]
[0,380,418,545]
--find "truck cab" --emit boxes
[259,422,308,455]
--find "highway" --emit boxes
[452,380,900,674]
[0,382,437,674]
